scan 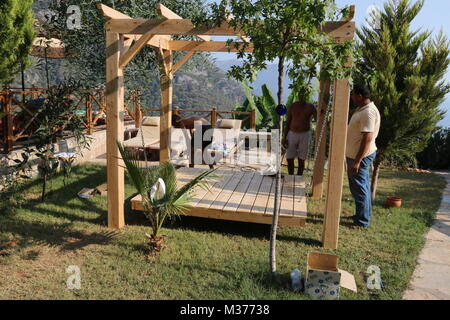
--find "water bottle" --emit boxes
[291,269,303,292]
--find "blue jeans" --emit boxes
[346,152,376,227]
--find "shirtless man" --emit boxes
[282,101,317,175]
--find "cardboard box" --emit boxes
[304,252,357,300]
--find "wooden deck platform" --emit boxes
[131,168,307,227]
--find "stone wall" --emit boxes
[0,124,135,176]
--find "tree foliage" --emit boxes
[417,126,450,169]
[194,0,354,103]
[356,0,450,165]
[44,0,209,89]
[0,0,35,86]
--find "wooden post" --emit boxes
[106,32,125,229]
[250,109,257,130]
[86,94,93,135]
[2,90,13,153]
[311,81,331,199]
[160,49,173,163]
[134,91,142,128]
[211,107,217,128]
[322,79,351,249]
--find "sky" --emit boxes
[209,0,450,127]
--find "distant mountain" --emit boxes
[214,59,293,102]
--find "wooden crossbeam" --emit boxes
[156,3,210,41]
[96,3,170,50]
[119,31,156,68]
[172,51,195,74]
[341,5,356,22]
[168,40,253,52]
[106,19,355,39]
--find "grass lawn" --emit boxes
[0,163,446,299]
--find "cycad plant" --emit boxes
[117,142,215,252]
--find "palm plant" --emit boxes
[117,142,215,252]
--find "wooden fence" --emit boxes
[1,86,255,154]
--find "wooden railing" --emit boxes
[0,87,140,153]
[141,107,256,129]
[1,86,255,153]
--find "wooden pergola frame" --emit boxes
[97,3,356,249]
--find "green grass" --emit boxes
[0,163,446,299]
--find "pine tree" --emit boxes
[355,0,450,199]
[0,0,35,86]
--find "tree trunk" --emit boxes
[41,172,47,202]
[270,57,285,277]
[21,64,26,104]
[371,153,383,201]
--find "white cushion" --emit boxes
[142,116,160,127]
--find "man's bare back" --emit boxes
[287,102,316,133]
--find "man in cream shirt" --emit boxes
[346,85,380,228]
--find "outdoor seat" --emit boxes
[123,116,160,149]
[204,119,243,165]
[146,127,192,166]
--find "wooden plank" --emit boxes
[322,79,351,249]
[172,51,195,74]
[293,175,307,218]
[156,3,210,41]
[130,193,305,227]
[169,40,254,52]
[341,5,356,22]
[197,170,235,208]
[189,170,224,206]
[264,174,277,216]
[106,32,125,229]
[209,171,245,211]
[312,81,331,199]
[280,175,295,216]
[252,176,274,215]
[96,3,170,49]
[119,32,156,68]
[159,49,173,163]
[223,172,255,213]
[106,19,355,39]
[237,173,264,213]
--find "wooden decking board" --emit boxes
[264,174,277,215]
[280,175,295,216]
[236,173,264,213]
[251,176,274,214]
[223,172,255,212]
[293,175,307,217]
[209,171,245,210]
[196,169,236,208]
[130,168,307,227]
[189,170,223,207]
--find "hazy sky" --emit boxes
[209,0,450,126]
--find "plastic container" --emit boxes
[290,268,303,292]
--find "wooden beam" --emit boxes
[160,49,173,163]
[106,19,355,39]
[96,3,170,49]
[156,3,210,41]
[119,31,156,68]
[106,32,125,229]
[322,79,351,249]
[311,81,331,199]
[168,40,254,52]
[172,51,195,74]
[341,5,356,22]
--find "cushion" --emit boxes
[218,119,237,129]
[142,116,160,127]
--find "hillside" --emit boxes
[12,54,245,114]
